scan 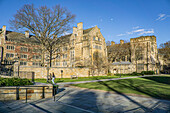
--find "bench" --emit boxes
[71,75,78,79]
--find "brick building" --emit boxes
[0,22,108,77]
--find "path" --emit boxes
[57,75,159,85]
[1,86,170,113]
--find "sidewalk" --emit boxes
[1,86,169,113]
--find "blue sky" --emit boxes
[0,0,170,46]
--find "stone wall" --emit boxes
[15,66,90,78]
[0,85,55,101]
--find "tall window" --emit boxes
[7,46,15,50]
[63,54,67,59]
[93,37,96,41]
[6,53,14,58]
[63,61,67,67]
[70,50,75,60]
[20,61,27,65]
[21,54,27,59]
[56,62,60,66]
[83,36,86,40]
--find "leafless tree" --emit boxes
[107,42,131,63]
[92,51,105,76]
[158,41,170,60]
[9,4,75,67]
[133,44,143,72]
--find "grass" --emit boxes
[72,76,170,100]
[34,75,140,84]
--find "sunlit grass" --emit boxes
[72,76,170,100]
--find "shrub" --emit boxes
[107,73,112,76]
[0,77,33,87]
[141,71,155,75]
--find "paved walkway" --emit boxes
[1,86,170,113]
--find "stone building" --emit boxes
[0,22,108,77]
[108,36,159,74]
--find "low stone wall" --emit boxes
[15,67,90,79]
[0,85,55,101]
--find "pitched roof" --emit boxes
[83,27,94,34]
[2,27,94,45]
[5,30,40,44]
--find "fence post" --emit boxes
[42,86,45,98]
[16,87,19,100]
[26,88,27,103]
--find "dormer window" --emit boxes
[83,36,86,40]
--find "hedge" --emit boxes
[141,71,155,75]
[0,77,33,87]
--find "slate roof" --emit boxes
[1,27,94,45]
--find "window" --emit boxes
[98,38,101,41]
[20,61,27,65]
[32,62,41,66]
[83,36,86,40]
[56,48,60,53]
[63,61,67,67]
[7,46,15,50]
[99,46,102,50]
[93,37,96,41]
[70,50,75,60]
[33,55,41,59]
[6,53,14,58]
[56,62,60,66]
[63,54,67,59]
[63,47,67,51]
[21,54,27,59]
[33,49,42,53]
[74,34,77,37]
[72,40,74,45]
[56,55,60,59]
[21,47,28,52]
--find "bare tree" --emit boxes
[10,4,75,67]
[134,44,143,72]
[92,51,105,76]
[107,42,131,63]
[158,41,170,60]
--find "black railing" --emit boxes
[0,85,58,103]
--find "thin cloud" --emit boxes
[117,33,126,36]
[156,13,170,21]
[132,26,140,29]
[117,28,154,37]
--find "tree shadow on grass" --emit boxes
[142,76,170,85]
[94,77,170,112]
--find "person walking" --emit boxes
[52,72,55,85]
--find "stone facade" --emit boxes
[109,36,159,74]
[0,22,107,77]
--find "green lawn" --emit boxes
[34,75,139,84]
[72,76,170,100]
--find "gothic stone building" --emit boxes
[108,36,159,74]
[0,22,107,76]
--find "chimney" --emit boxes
[73,27,77,34]
[25,31,29,38]
[2,25,6,35]
[77,22,83,38]
[120,40,124,44]
[77,22,83,30]
[111,41,115,46]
